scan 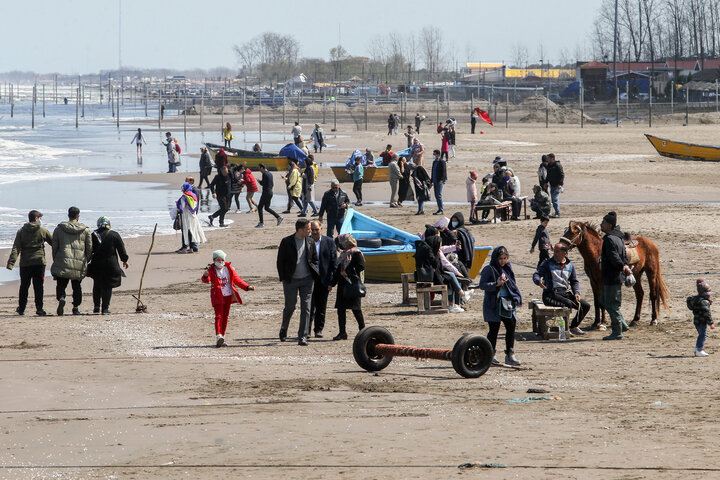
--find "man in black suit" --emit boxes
[276,218,319,346]
[308,220,338,338]
[318,179,350,237]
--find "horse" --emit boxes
[562,221,669,328]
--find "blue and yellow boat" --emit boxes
[339,209,492,282]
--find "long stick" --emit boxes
[136,223,158,311]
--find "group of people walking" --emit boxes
[8,207,129,316]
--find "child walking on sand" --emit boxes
[530,215,552,267]
[201,250,254,347]
[466,171,478,224]
[687,278,713,357]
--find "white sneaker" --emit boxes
[570,327,586,336]
[463,291,473,303]
[695,349,709,357]
[235,209,241,213]
[449,305,465,313]
[216,335,225,348]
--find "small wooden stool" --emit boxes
[416,282,449,313]
[401,272,417,306]
[528,299,572,340]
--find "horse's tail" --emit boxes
[640,236,670,310]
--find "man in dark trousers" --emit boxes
[51,207,92,316]
[255,163,283,228]
[546,153,565,217]
[414,113,424,134]
[208,165,231,227]
[198,147,213,188]
[600,211,633,340]
[6,210,53,316]
[430,149,447,215]
[533,242,591,336]
[318,179,350,237]
[276,219,319,346]
[308,220,338,338]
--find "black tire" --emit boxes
[450,334,493,378]
[380,238,405,246]
[352,326,395,372]
[357,238,382,249]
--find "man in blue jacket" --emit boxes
[430,149,447,215]
[308,220,338,337]
[533,242,591,335]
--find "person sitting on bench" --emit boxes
[476,182,503,222]
[532,242,591,336]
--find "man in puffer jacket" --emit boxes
[51,206,92,315]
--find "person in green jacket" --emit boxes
[6,210,52,316]
[50,206,92,316]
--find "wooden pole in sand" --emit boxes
[81,84,85,118]
[42,84,45,118]
[9,84,13,117]
[75,87,79,128]
[31,84,36,129]
[135,223,157,312]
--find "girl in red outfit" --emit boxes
[201,250,254,347]
[241,166,259,213]
[440,130,450,161]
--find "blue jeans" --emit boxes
[434,181,444,212]
[696,323,708,351]
[550,186,561,216]
[445,271,462,305]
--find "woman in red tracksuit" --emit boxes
[241,167,259,213]
[201,250,254,347]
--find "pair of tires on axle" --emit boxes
[352,326,494,378]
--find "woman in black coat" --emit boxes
[411,163,431,215]
[331,234,366,340]
[397,156,414,207]
[87,216,129,314]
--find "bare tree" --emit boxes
[510,43,529,68]
[420,26,443,82]
[233,32,299,81]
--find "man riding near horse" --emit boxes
[600,211,633,340]
[533,242,591,336]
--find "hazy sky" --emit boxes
[2,0,597,74]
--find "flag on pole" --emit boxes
[474,107,494,126]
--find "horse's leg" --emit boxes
[645,266,659,325]
[630,274,644,327]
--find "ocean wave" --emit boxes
[0,138,89,162]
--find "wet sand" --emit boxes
[2,116,720,479]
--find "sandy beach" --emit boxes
[2,113,720,479]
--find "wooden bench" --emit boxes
[416,282,449,313]
[528,299,572,340]
[401,272,417,306]
[475,201,512,223]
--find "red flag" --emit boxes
[474,107,494,126]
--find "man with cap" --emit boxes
[600,211,633,340]
[533,243,591,335]
[7,210,53,316]
[276,219,320,346]
[318,179,350,237]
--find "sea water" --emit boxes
[0,101,298,248]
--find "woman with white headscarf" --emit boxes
[175,183,207,254]
[87,216,129,314]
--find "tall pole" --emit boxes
[322,89,327,124]
[333,88,338,131]
[199,83,204,126]
[648,84,653,128]
[75,87,79,128]
[613,0,619,128]
[436,95,439,125]
[258,101,263,145]
[42,84,46,118]
[31,84,36,129]
[144,82,148,117]
[580,79,584,128]
[685,86,689,125]
[221,79,225,134]
[116,89,120,128]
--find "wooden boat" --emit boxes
[339,209,492,282]
[204,143,289,171]
[645,134,720,162]
[330,165,390,183]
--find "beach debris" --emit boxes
[135,223,157,313]
[651,401,666,406]
[507,396,561,403]
[458,462,507,469]
[527,388,549,394]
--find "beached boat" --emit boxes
[204,143,289,171]
[645,134,720,162]
[330,165,390,183]
[339,209,492,282]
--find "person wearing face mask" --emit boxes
[7,210,53,316]
[448,212,475,270]
[201,250,255,348]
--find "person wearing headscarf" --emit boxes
[330,234,365,340]
[688,278,713,357]
[448,212,475,269]
[87,216,129,315]
[201,250,255,348]
[415,227,467,313]
[479,246,522,366]
[176,183,207,253]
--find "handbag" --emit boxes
[416,265,435,283]
[343,275,367,299]
[498,297,515,319]
[173,212,182,231]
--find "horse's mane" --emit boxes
[579,221,601,238]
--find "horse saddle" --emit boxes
[626,245,640,265]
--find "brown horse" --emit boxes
[562,221,669,328]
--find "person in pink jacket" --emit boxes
[466,171,478,223]
[241,166,259,213]
[201,250,254,347]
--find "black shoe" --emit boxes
[36,310,47,316]
[314,331,324,338]
[415,211,425,215]
[433,210,444,215]
[332,333,348,341]
[93,307,100,314]
[101,310,111,315]
[207,215,214,226]
[279,328,287,342]
[281,210,291,214]
[72,307,80,315]
[57,298,65,316]
[15,307,24,316]
[297,213,307,217]
[277,217,284,226]
[298,337,308,346]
